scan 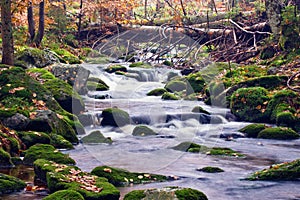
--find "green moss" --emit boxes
[43,189,85,200]
[129,62,152,68]
[124,190,146,200]
[84,55,111,64]
[165,80,187,93]
[276,112,296,127]
[239,124,266,138]
[161,92,179,100]
[81,131,112,144]
[0,173,26,194]
[50,134,74,149]
[91,166,167,186]
[147,88,167,96]
[101,108,130,127]
[197,166,224,173]
[23,144,75,165]
[208,147,244,157]
[175,188,208,200]
[132,125,157,136]
[0,148,13,167]
[52,49,81,64]
[230,87,270,122]
[86,81,109,91]
[6,137,21,155]
[18,131,51,148]
[105,65,127,73]
[87,77,109,88]
[257,127,299,140]
[185,72,206,94]
[191,106,210,115]
[162,60,173,66]
[247,159,300,181]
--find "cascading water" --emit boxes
[68,63,300,200]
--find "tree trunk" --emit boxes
[34,0,45,47]
[1,0,14,65]
[265,0,282,41]
[179,0,187,16]
[78,0,83,35]
[27,1,35,42]
[144,0,148,19]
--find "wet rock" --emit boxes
[124,187,208,200]
[161,92,179,100]
[77,113,94,126]
[81,131,112,144]
[197,166,224,173]
[191,106,210,115]
[2,113,29,131]
[165,80,187,93]
[91,165,167,187]
[101,108,130,127]
[257,127,299,140]
[239,124,267,138]
[23,144,75,165]
[0,173,26,194]
[105,65,127,73]
[219,132,245,139]
[147,88,167,96]
[43,190,84,200]
[132,125,157,136]
[18,131,51,148]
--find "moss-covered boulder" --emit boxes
[276,112,296,127]
[239,124,267,138]
[129,62,152,68]
[100,108,130,127]
[15,47,59,68]
[171,142,244,157]
[43,189,85,200]
[257,127,299,140]
[0,148,13,167]
[87,77,109,88]
[191,106,210,115]
[52,49,82,64]
[147,88,167,96]
[0,123,23,158]
[86,81,109,91]
[105,65,127,73]
[26,110,78,144]
[132,125,157,136]
[91,166,167,187]
[84,53,111,64]
[161,92,179,100]
[247,159,300,181]
[18,131,51,148]
[23,144,75,165]
[34,159,120,200]
[230,87,270,122]
[27,68,85,115]
[124,187,208,200]
[185,72,206,94]
[81,131,112,144]
[49,134,74,149]
[197,166,224,173]
[165,80,187,93]
[0,173,26,194]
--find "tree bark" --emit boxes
[78,0,83,35]
[1,0,14,65]
[265,0,282,41]
[27,1,35,42]
[144,0,148,19]
[34,0,45,47]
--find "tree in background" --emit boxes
[1,0,14,65]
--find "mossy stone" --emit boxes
[175,188,208,200]
[101,108,130,127]
[239,124,266,138]
[87,77,109,88]
[276,112,296,127]
[129,62,152,68]
[197,166,224,173]
[81,131,112,144]
[86,81,109,91]
[257,127,299,140]
[132,125,157,136]
[247,159,300,181]
[91,166,167,187]
[230,87,270,122]
[0,173,26,194]
[165,80,187,93]
[185,72,206,94]
[43,189,84,200]
[124,190,146,200]
[49,134,74,149]
[23,144,75,165]
[191,106,210,115]
[18,131,51,148]
[161,92,179,100]
[52,49,81,64]
[147,88,167,96]
[0,148,13,167]
[105,65,127,73]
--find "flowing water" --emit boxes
[69,63,300,200]
[1,63,300,200]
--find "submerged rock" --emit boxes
[81,131,112,144]
[101,108,130,127]
[124,187,208,200]
[132,125,157,136]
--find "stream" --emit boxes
[1,62,300,200]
